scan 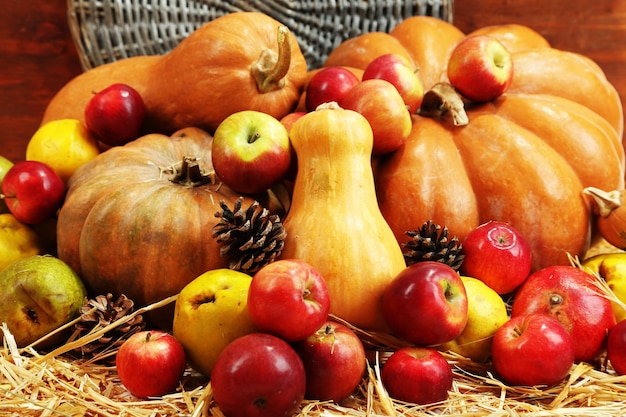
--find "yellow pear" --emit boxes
[582,252,626,322]
[0,255,86,347]
[0,213,44,271]
[172,268,258,377]
[437,276,509,363]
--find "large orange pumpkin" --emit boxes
[326,17,625,270]
[56,127,283,327]
[42,12,308,135]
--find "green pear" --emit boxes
[0,154,14,214]
[0,254,87,348]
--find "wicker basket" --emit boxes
[67,0,454,70]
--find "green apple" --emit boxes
[0,155,14,213]
[172,268,258,377]
[211,110,292,195]
[0,254,86,348]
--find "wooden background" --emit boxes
[1,0,625,163]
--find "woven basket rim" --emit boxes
[66,0,455,70]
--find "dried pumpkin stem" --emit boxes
[583,186,622,217]
[419,82,469,126]
[251,26,291,93]
[167,156,214,187]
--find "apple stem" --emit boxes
[583,186,622,217]
[164,156,216,187]
[248,131,262,144]
[145,331,153,342]
[250,26,292,94]
[419,82,469,126]
[549,293,564,308]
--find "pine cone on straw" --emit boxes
[72,293,145,359]
[213,197,287,273]
[403,220,465,271]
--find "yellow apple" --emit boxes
[0,154,14,213]
[172,268,258,377]
[0,213,44,271]
[582,252,626,322]
[437,276,509,362]
[26,118,100,184]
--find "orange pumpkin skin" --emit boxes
[508,48,624,139]
[56,127,268,327]
[43,12,308,135]
[376,93,624,271]
[389,16,465,90]
[324,32,414,72]
[323,16,463,90]
[467,24,551,53]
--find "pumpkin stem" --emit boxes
[583,186,622,217]
[251,26,291,93]
[166,156,215,187]
[419,82,469,127]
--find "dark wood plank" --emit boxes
[0,0,83,163]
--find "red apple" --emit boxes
[247,259,331,342]
[1,160,66,224]
[492,313,575,386]
[294,321,366,402]
[447,35,513,102]
[305,67,360,112]
[382,261,468,346]
[511,265,616,363]
[460,220,532,295]
[279,111,306,134]
[381,346,453,405]
[607,318,626,375]
[84,82,145,146]
[116,330,187,398]
[212,110,292,195]
[340,79,412,155]
[211,333,306,417]
[362,53,424,113]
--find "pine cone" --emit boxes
[213,197,287,273]
[403,220,465,271]
[71,293,145,360]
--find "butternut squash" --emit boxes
[42,12,308,135]
[280,103,406,331]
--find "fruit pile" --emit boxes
[2,10,626,417]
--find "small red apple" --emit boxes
[362,53,424,113]
[381,346,453,405]
[607,318,626,375]
[294,321,366,402]
[447,35,513,102]
[305,67,360,112]
[511,265,616,363]
[116,330,187,398]
[211,333,306,417]
[382,261,468,346]
[460,220,532,294]
[492,313,575,386]
[1,160,66,224]
[279,111,306,134]
[84,83,146,146]
[247,259,331,342]
[211,110,292,195]
[340,79,412,155]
